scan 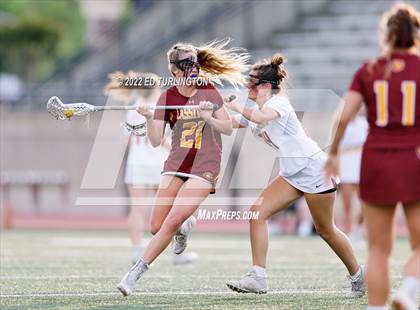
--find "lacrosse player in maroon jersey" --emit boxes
[325,3,420,309]
[104,71,197,266]
[117,40,249,296]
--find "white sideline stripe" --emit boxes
[0,290,346,298]
[47,237,265,249]
[75,197,263,206]
[0,274,354,280]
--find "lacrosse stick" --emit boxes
[121,121,147,137]
[120,95,237,136]
[46,96,211,120]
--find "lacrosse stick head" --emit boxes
[122,122,147,137]
[47,96,94,120]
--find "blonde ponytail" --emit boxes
[167,38,250,88]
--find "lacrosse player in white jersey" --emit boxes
[104,71,197,265]
[224,54,364,297]
[337,112,368,247]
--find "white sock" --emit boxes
[398,276,420,296]
[178,218,190,235]
[252,265,266,277]
[131,245,143,259]
[349,266,362,281]
[367,306,387,310]
[132,245,143,252]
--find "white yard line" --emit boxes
[0,290,347,298]
[75,197,263,206]
[47,237,264,249]
[0,273,362,280]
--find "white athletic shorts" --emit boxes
[339,149,362,184]
[282,152,338,194]
[124,164,162,186]
[124,138,168,187]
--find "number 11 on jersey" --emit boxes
[374,80,416,127]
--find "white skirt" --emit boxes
[126,140,168,167]
[124,164,162,186]
[339,149,362,184]
[125,139,168,186]
[282,152,338,194]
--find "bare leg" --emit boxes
[402,201,420,279]
[250,176,302,267]
[149,176,184,235]
[355,185,364,226]
[305,192,359,275]
[341,183,355,234]
[127,186,155,246]
[363,201,397,306]
[142,178,211,264]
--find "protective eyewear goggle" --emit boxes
[170,57,200,72]
[246,74,278,88]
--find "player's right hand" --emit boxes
[136,103,153,119]
[324,154,339,180]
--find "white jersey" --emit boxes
[125,99,168,185]
[339,115,368,150]
[338,115,368,184]
[234,95,323,177]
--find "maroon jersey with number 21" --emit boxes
[154,83,224,185]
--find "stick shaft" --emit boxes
[95,105,201,111]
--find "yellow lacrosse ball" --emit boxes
[63,109,74,119]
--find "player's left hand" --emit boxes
[324,153,339,180]
[199,101,213,121]
[223,96,239,112]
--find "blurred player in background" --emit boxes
[325,3,420,309]
[225,54,364,297]
[338,110,368,246]
[104,71,165,264]
[104,71,196,266]
[117,39,249,296]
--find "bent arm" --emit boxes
[228,101,279,124]
[145,117,166,147]
[232,118,245,128]
[207,106,233,136]
[329,91,363,155]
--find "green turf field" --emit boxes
[0,230,413,309]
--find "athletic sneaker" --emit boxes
[226,270,268,294]
[173,216,196,255]
[173,251,198,265]
[347,266,365,298]
[117,258,149,296]
[391,288,418,310]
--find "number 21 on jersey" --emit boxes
[180,121,206,149]
[374,80,416,127]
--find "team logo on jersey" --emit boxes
[169,112,175,123]
[203,172,214,181]
[391,59,405,73]
[177,105,200,120]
